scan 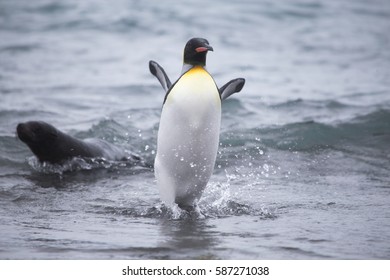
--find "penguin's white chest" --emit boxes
[155,67,221,206]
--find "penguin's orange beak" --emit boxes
[195,45,213,52]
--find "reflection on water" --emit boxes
[158,219,219,259]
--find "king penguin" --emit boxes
[153,38,223,209]
[152,38,246,210]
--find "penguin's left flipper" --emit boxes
[149,60,172,92]
[219,78,245,100]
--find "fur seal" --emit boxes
[17,121,140,164]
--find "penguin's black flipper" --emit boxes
[149,60,172,92]
[219,78,245,100]
[149,60,245,100]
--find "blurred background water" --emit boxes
[0,0,389,259]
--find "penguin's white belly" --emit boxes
[155,67,221,206]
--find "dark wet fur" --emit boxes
[17,121,134,164]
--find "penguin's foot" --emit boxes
[177,203,205,219]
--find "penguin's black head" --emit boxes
[183,37,213,66]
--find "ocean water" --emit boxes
[0,0,389,259]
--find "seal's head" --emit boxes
[17,121,60,162]
[17,121,58,144]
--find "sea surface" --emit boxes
[0,0,389,259]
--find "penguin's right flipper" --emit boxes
[149,60,172,92]
[219,78,245,100]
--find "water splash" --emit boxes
[27,156,138,175]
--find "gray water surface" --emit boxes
[0,0,389,259]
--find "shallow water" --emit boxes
[0,0,390,259]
